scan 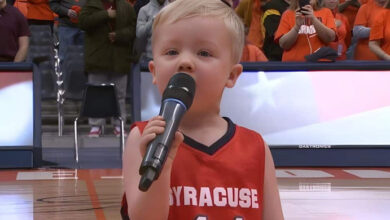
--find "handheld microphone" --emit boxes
[138,72,196,192]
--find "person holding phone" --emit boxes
[274,0,337,61]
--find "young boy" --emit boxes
[121,0,284,219]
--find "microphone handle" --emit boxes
[139,100,187,191]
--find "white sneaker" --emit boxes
[113,126,127,138]
[88,126,101,138]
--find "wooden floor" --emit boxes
[0,168,390,220]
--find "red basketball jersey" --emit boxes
[121,118,266,220]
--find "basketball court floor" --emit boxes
[1,167,389,220]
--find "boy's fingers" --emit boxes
[139,133,157,155]
[151,115,164,121]
[145,120,165,128]
[143,126,165,137]
[144,116,165,128]
[140,130,182,158]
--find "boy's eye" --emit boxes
[165,50,178,56]
[198,50,211,57]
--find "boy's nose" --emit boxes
[177,54,194,73]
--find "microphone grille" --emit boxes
[162,73,196,109]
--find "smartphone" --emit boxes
[299,0,310,11]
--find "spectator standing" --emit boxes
[241,43,269,61]
[261,0,290,60]
[369,0,390,60]
[323,0,350,60]
[347,0,386,60]
[78,0,136,137]
[14,0,28,16]
[236,0,253,28]
[27,0,55,30]
[338,0,367,27]
[274,0,336,61]
[241,26,268,61]
[49,0,85,66]
[338,0,368,45]
[236,0,265,48]
[135,0,169,64]
[0,0,30,62]
[133,0,149,15]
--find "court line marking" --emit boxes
[343,170,390,178]
[100,176,123,179]
[81,171,106,220]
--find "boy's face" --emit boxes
[149,16,242,114]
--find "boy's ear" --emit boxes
[225,63,243,88]
[148,60,157,85]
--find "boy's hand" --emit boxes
[139,116,184,165]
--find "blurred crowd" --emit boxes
[1,0,390,63]
[1,0,389,136]
[235,0,390,61]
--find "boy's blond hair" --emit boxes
[152,0,245,63]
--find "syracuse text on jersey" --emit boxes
[298,24,317,35]
[297,18,322,35]
[169,186,260,208]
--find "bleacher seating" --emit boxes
[62,45,87,100]
[27,25,56,99]
[28,25,134,134]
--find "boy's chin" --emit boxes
[187,103,221,114]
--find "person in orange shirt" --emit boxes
[27,0,55,30]
[369,0,390,60]
[338,0,369,45]
[338,0,369,25]
[235,0,253,28]
[323,0,350,60]
[236,0,266,48]
[241,26,269,62]
[274,0,336,61]
[241,43,269,61]
[14,0,28,17]
[346,0,386,60]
